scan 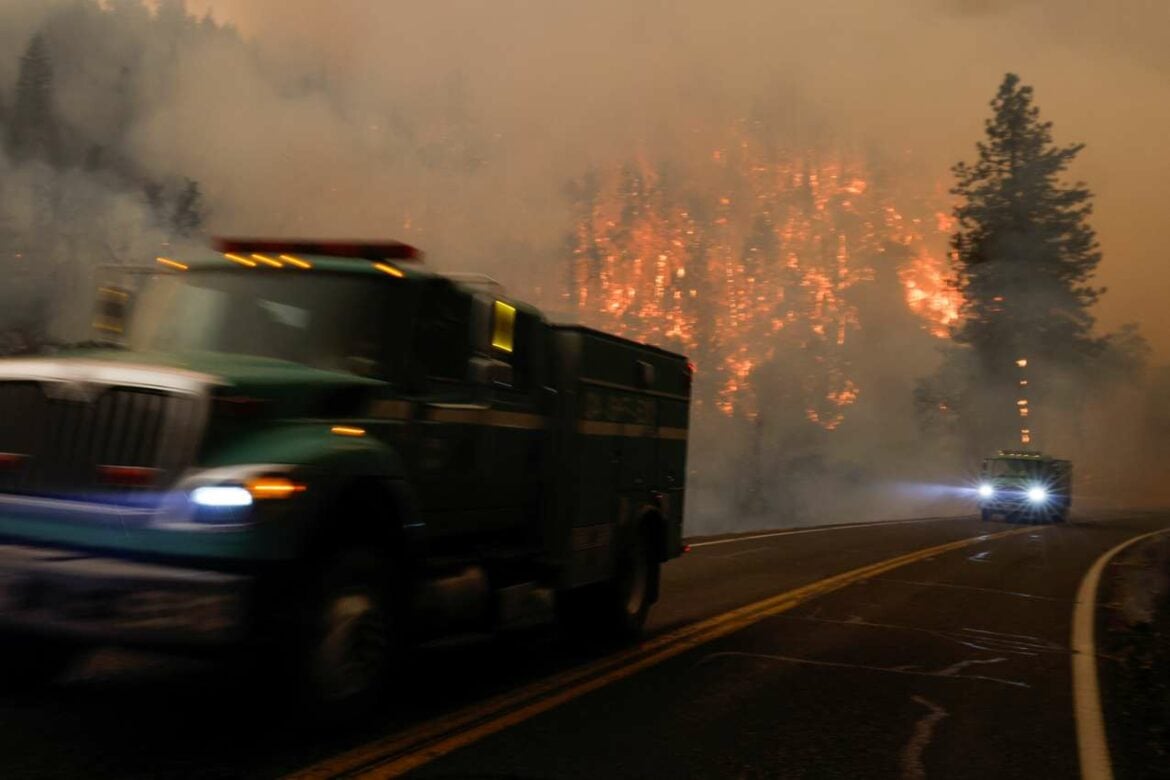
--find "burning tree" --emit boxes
[565,121,958,430]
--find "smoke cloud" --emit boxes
[1,0,1166,530]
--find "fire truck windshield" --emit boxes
[984,458,1042,478]
[126,270,397,374]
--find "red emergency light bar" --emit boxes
[212,237,423,261]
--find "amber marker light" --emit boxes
[330,425,367,437]
[372,262,405,278]
[251,253,283,268]
[245,476,306,499]
[157,257,189,271]
[279,254,312,269]
[224,253,258,267]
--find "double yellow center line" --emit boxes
[291,526,1033,779]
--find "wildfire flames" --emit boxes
[566,122,960,429]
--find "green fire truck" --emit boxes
[0,239,690,712]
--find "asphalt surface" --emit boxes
[1,511,1167,779]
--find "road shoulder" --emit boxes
[1096,533,1170,779]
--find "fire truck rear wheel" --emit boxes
[614,530,654,634]
[0,634,83,690]
[561,527,658,641]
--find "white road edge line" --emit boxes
[1072,527,1170,780]
[689,516,959,548]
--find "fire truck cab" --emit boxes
[976,450,1072,523]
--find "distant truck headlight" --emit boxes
[977,483,994,499]
[1027,486,1048,503]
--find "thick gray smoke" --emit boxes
[0,0,1166,531]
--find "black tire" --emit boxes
[292,546,398,722]
[0,635,83,691]
[561,528,659,642]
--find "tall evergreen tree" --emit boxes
[7,33,62,165]
[920,73,1140,452]
[950,73,1103,375]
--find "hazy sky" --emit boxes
[173,0,1170,359]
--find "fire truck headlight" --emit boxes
[1027,486,1048,504]
[977,483,994,499]
[191,485,253,508]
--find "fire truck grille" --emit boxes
[0,381,205,501]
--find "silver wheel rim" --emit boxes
[624,552,648,617]
[313,591,388,702]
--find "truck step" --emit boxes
[497,582,556,631]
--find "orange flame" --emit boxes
[567,124,956,428]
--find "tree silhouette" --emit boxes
[950,73,1103,375]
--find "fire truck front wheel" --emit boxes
[292,546,399,721]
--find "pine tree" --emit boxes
[920,73,1142,453]
[950,73,1103,376]
[7,34,62,166]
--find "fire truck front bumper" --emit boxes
[0,543,249,647]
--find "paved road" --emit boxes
[1,511,1167,778]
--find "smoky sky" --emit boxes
[130,0,1170,359]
